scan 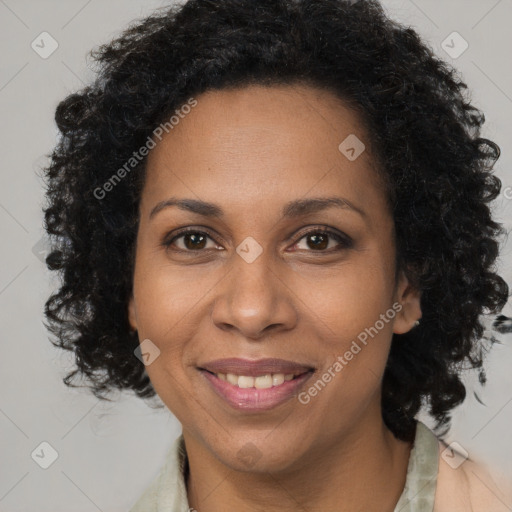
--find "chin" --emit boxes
[207,428,313,474]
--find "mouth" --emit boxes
[204,371,303,388]
[197,358,315,411]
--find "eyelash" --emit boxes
[162,226,353,254]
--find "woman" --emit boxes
[43,0,512,510]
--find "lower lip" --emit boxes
[199,370,314,411]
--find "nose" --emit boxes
[211,250,298,341]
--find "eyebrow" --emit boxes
[149,196,366,220]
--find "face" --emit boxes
[128,83,421,472]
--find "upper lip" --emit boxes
[199,358,315,376]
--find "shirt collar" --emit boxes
[130,420,439,512]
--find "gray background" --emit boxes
[1,0,511,510]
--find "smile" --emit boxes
[197,358,315,411]
[215,372,295,388]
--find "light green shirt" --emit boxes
[130,420,439,511]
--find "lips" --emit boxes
[197,358,315,411]
[199,357,314,376]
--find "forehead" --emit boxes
[142,84,386,218]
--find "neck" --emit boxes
[184,408,413,512]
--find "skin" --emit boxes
[128,83,423,511]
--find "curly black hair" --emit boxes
[43,0,509,442]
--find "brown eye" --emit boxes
[305,233,329,250]
[181,232,208,250]
[164,229,219,252]
[292,229,352,252]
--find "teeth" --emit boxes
[216,372,298,388]
[226,373,238,385]
[272,373,284,386]
[238,376,255,388]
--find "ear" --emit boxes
[392,270,422,335]
[128,294,138,332]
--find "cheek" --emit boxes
[294,258,396,403]
[130,255,217,400]
[132,267,197,416]
[132,252,211,339]
[296,258,395,343]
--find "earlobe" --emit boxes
[393,271,422,335]
[128,295,138,332]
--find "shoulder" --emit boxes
[434,438,512,512]
[129,434,190,512]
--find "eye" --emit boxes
[163,228,221,252]
[290,228,353,252]
[163,226,352,254]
